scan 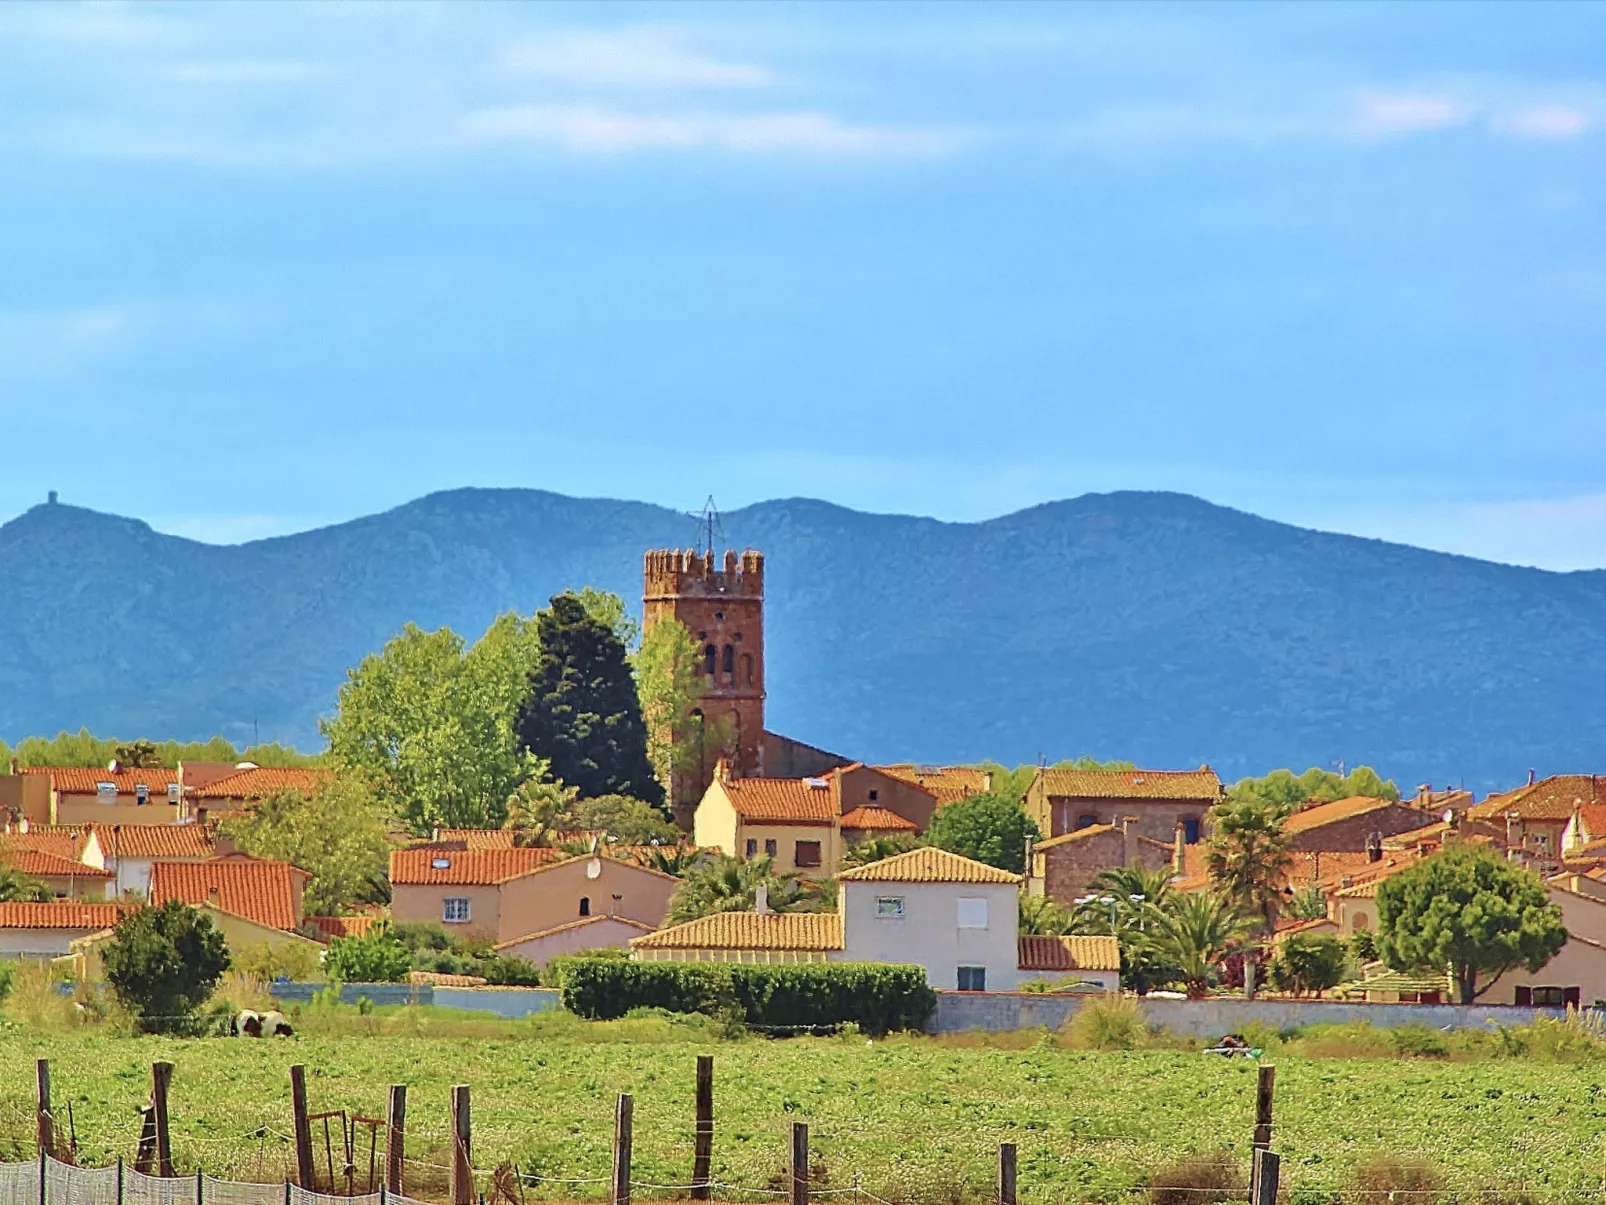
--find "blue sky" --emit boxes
[2,2,1603,567]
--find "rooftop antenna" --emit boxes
[689,496,724,561]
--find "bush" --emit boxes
[1148,1152,1244,1205]
[1268,934,1348,997]
[1349,1156,1440,1205]
[324,926,410,983]
[560,960,936,1035]
[1065,995,1152,1051]
[102,901,230,1033]
[481,955,542,986]
[232,940,324,983]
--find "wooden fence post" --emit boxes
[997,1142,1017,1205]
[386,1085,407,1194]
[791,1122,809,1205]
[451,1084,472,1205]
[692,1056,713,1200]
[289,1065,316,1189]
[612,1094,633,1205]
[1252,1149,1280,1205]
[1249,1063,1275,1201]
[134,1109,157,1174]
[35,1059,52,1160]
[151,1062,174,1179]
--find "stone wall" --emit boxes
[1036,826,1173,903]
[931,990,1578,1036]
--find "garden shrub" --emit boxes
[1064,994,1151,1051]
[102,900,230,1034]
[1349,1155,1440,1205]
[1147,1152,1243,1205]
[324,925,410,983]
[559,960,935,1035]
[1387,1025,1450,1058]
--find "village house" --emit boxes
[1024,766,1222,847]
[187,765,329,823]
[98,823,218,896]
[1016,934,1121,991]
[389,846,677,958]
[148,853,313,947]
[1028,817,1180,902]
[1282,795,1438,853]
[874,765,992,807]
[4,765,184,827]
[1468,774,1606,869]
[0,849,113,899]
[0,902,136,958]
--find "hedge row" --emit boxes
[558,959,936,1035]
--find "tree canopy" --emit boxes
[1146,891,1251,999]
[1229,766,1400,809]
[634,616,706,797]
[1268,933,1348,997]
[102,901,230,1033]
[322,613,541,833]
[517,592,661,806]
[0,728,318,772]
[1206,797,1296,932]
[666,854,822,923]
[926,792,1040,874]
[218,776,390,915]
[1376,846,1566,1004]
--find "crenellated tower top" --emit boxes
[643,548,764,600]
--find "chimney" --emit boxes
[1529,769,1537,786]
[714,756,732,785]
[17,816,28,835]
[1119,816,1139,867]
[1505,812,1522,850]
[755,884,769,916]
[1173,821,1186,874]
[1022,836,1035,885]
[1366,832,1383,863]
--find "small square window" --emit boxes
[745,839,757,858]
[868,789,878,801]
[957,897,988,929]
[876,896,904,919]
[764,838,777,857]
[957,966,986,992]
[443,897,470,923]
[794,840,822,868]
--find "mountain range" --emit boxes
[2,488,1604,793]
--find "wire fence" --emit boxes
[0,1158,440,1205]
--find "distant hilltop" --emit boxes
[2,486,1604,792]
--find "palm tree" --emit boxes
[1019,894,1072,936]
[502,775,579,847]
[1285,883,1327,921]
[1068,865,1177,994]
[1148,891,1252,999]
[666,855,806,923]
[0,864,51,903]
[636,844,703,876]
[1204,799,1294,933]
[840,834,921,870]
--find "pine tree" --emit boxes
[517,592,663,806]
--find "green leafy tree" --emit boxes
[1147,891,1251,999]
[1019,894,1072,936]
[102,901,230,1033]
[574,586,641,650]
[1268,933,1348,997]
[1349,928,1378,962]
[324,924,411,983]
[503,763,581,847]
[1286,884,1328,921]
[0,863,52,903]
[841,834,923,870]
[667,854,813,923]
[1069,865,1179,995]
[1206,797,1295,932]
[572,794,682,845]
[323,614,541,833]
[217,776,390,914]
[926,792,1040,874]
[1376,846,1566,1004]
[634,616,708,798]
[1229,766,1401,808]
[518,592,661,806]
[112,739,160,768]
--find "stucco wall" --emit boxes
[497,858,675,942]
[931,991,1587,1035]
[693,783,740,855]
[842,880,1018,991]
[737,821,840,875]
[838,766,937,833]
[390,882,501,944]
[1036,828,1173,903]
[499,917,655,964]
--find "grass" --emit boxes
[2,1007,1606,1204]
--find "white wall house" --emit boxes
[837,847,1023,992]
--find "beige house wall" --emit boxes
[53,796,183,827]
[0,929,95,958]
[497,859,675,943]
[840,879,1020,991]
[35,873,113,901]
[391,883,502,943]
[693,783,741,855]
[837,766,937,832]
[735,822,840,875]
[1506,937,1606,1007]
[0,776,52,825]
[201,905,320,954]
[499,917,655,965]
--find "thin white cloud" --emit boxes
[462,105,967,158]
[500,31,776,89]
[1343,89,1475,140]
[1490,104,1595,140]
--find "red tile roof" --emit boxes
[873,765,984,805]
[1018,934,1120,972]
[305,915,379,941]
[1283,796,1411,834]
[434,828,520,849]
[0,830,87,862]
[96,824,216,860]
[720,777,836,824]
[21,767,181,794]
[149,857,309,931]
[0,850,111,879]
[839,806,918,833]
[1470,775,1606,823]
[191,767,329,799]
[1037,767,1222,801]
[389,846,565,886]
[0,902,135,930]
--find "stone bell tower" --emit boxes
[642,547,765,807]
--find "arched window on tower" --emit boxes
[741,653,754,685]
[703,645,717,676]
[722,644,735,678]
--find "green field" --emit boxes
[2,1013,1603,1204]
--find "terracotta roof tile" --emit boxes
[838,846,1021,884]
[305,915,380,941]
[1470,776,1606,823]
[21,767,181,794]
[497,914,656,950]
[389,846,565,886]
[0,850,111,879]
[631,911,845,951]
[721,777,836,824]
[434,828,519,849]
[95,825,216,860]
[192,767,329,799]
[1284,796,1409,834]
[875,765,989,805]
[839,806,918,833]
[0,831,85,862]
[1037,767,1221,801]
[149,857,309,931]
[0,902,135,929]
[1018,934,1120,972]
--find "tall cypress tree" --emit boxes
[517,592,663,806]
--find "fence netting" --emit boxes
[0,1160,430,1205]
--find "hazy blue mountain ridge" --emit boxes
[2,488,1603,792]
